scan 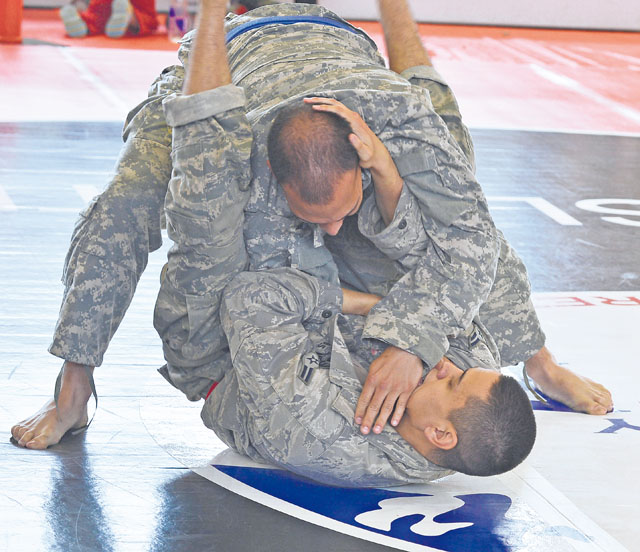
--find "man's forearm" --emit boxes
[377,0,431,73]
[183,1,231,95]
[342,288,381,316]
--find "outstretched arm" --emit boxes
[377,0,431,73]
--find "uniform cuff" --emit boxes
[358,185,423,260]
[400,65,449,87]
[162,85,246,128]
[308,279,343,324]
[363,311,447,369]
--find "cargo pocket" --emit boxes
[398,148,474,228]
[62,198,100,286]
[181,292,226,365]
[165,207,216,246]
[270,364,345,450]
[292,238,339,284]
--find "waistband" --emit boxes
[225,15,360,44]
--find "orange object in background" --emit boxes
[0,0,23,43]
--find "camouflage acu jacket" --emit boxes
[202,267,456,487]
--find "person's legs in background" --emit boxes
[60,0,157,38]
[127,0,159,36]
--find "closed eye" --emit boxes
[457,368,474,389]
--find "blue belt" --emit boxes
[225,15,359,44]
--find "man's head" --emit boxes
[403,360,536,477]
[267,102,362,235]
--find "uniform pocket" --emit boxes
[166,207,216,246]
[182,292,226,364]
[269,362,345,446]
[291,231,339,284]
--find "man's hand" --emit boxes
[303,97,391,171]
[303,97,402,225]
[355,345,423,434]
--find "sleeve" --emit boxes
[477,230,546,365]
[401,68,546,365]
[357,183,428,271]
[358,86,500,368]
[218,268,346,468]
[401,64,476,170]
[221,268,342,368]
[152,84,254,400]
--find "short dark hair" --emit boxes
[266,102,359,205]
[432,375,536,476]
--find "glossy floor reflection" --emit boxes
[1,122,638,551]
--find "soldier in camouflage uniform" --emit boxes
[155,2,540,407]
[11,0,611,450]
[207,267,537,486]
[160,11,536,484]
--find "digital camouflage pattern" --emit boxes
[205,267,457,487]
[49,69,180,367]
[50,3,544,405]
[158,63,503,485]
[155,85,253,397]
[172,4,502,379]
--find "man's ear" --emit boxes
[424,423,458,451]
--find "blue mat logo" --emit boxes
[214,465,518,551]
[598,418,640,434]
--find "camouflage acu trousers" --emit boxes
[48,66,184,368]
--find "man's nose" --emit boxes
[436,359,461,380]
[320,220,343,236]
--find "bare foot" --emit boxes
[10,361,93,449]
[525,347,613,415]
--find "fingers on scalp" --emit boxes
[305,97,341,108]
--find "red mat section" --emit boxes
[21,8,178,50]
[3,9,640,132]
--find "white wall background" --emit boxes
[25,0,640,31]
[321,0,640,31]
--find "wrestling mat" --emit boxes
[2,16,639,550]
[1,120,637,551]
[140,290,638,552]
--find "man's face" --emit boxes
[282,166,363,236]
[407,360,500,426]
